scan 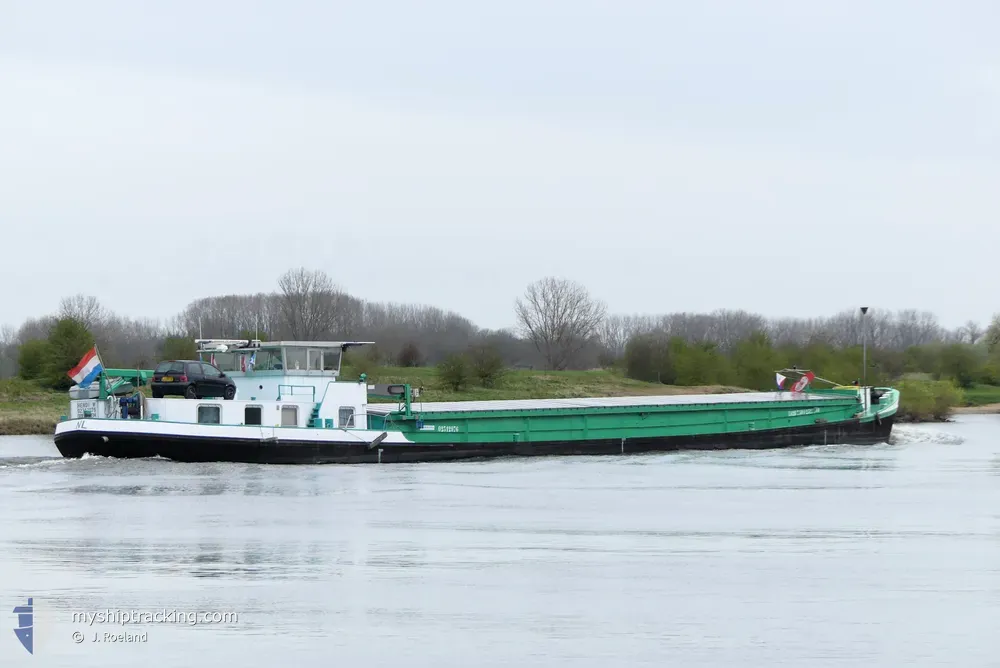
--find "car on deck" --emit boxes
[151,360,237,400]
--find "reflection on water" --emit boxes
[0,417,998,666]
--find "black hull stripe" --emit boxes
[53,417,894,465]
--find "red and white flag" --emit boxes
[790,371,815,393]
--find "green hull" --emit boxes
[368,388,899,445]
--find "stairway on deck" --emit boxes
[309,403,322,427]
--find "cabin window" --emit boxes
[245,406,262,426]
[280,405,299,427]
[285,348,307,371]
[323,350,341,371]
[198,405,221,424]
[338,406,355,428]
[308,349,323,370]
[251,349,277,370]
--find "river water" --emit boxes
[0,415,997,667]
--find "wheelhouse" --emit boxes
[194,339,362,377]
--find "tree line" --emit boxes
[2,270,999,392]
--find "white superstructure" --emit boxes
[66,339,415,430]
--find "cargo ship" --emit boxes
[53,339,898,464]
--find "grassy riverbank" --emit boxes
[896,381,1000,419]
[0,379,69,436]
[959,384,1000,407]
[0,370,749,436]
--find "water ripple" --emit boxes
[0,419,997,667]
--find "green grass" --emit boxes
[0,379,68,435]
[959,383,1000,407]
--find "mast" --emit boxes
[860,306,868,385]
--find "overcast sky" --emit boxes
[1,1,997,333]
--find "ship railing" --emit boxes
[277,385,316,402]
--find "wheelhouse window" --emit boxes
[252,349,282,371]
[196,348,283,373]
[323,350,341,372]
[285,348,307,371]
[198,405,221,424]
[244,406,262,426]
[308,349,323,371]
[280,405,298,427]
[338,406,355,428]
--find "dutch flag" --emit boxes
[68,346,104,387]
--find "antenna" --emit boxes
[860,307,869,386]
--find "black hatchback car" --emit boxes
[151,360,237,400]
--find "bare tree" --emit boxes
[58,294,108,330]
[514,277,607,370]
[277,268,342,340]
[6,266,989,379]
[16,316,57,343]
[596,314,631,361]
[595,314,658,365]
[961,320,984,345]
[355,300,477,363]
[180,293,280,340]
[93,316,166,368]
[707,309,768,351]
[0,323,17,379]
[892,309,944,348]
[986,314,1000,354]
[471,327,544,369]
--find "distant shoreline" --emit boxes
[0,418,57,436]
[952,403,1000,414]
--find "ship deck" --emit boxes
[367,390,858,415]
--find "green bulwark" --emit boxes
[368,388,895,445]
